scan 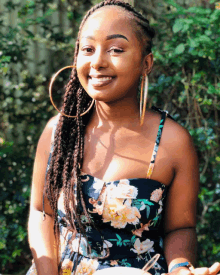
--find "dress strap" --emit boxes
[146,110,167,179]
[42,114,60,220]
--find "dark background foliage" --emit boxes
[0,0,219,274]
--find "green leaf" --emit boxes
[188,38,198,48]
[1,56,11,63]
[25,30,34,38]
[146,205,150,219]
[207,85,217,95]
[141,199,154,206]
[173,20,183,33]
[175,43,185,54]
[116,234,122,241]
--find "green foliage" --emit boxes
[0,0,93,273]
[147,0,220,265]
[0,0,219,273]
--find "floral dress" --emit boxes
[26,108,170,275]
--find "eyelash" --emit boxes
[108,47,124,54]
[81,46,124,54]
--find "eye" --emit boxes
[81,46,94,54]
[108,47,124,54]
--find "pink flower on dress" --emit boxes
[131,238,154,254]
[150,188,164,203]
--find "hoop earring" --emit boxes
[49,65,95,118]
[140,74,148,126]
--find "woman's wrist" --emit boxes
[169,262,194,273]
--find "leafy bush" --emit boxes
[145,0,220,265]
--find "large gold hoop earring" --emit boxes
[140,74,149,126]
[49,65,95,118]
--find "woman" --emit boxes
[27,1,220,275]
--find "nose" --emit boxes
[90,48,108,70]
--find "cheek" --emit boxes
[76,59,89,87]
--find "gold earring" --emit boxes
[140,73,148,126]
[49,65,95,118]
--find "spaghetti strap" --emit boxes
[146,110,167,179]
[42,114,60,220]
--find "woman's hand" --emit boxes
[163,263,220,275]
[192,263,220,275]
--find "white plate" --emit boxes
[94,267,151,275]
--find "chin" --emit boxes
[85,90,113,103]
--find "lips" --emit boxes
[89,75,114,87]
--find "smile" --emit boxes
[89,76,114,87]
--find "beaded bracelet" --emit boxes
[169,262,193,273]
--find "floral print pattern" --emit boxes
[131,238,154,254]
[75,258,99,275]
[102,181,140,229]
[26,109,169,275]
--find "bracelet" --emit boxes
[169,262,193,273]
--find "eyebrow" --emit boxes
[81,34,129,41]
[106,34,129,41]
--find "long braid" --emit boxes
[45,0,155,270]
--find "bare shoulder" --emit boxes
[37,115,59,155]
[147,109,197,168]
[163,116,193,147]
[148,109,192,146]
[162,115,198,169]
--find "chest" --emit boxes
[82,126,174,186]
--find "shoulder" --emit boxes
[163,115,194,150]
[149,108,193,147]
[161,113,198,170]
[36,115,59,156]
[148,108,197,166]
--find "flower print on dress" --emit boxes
[89,185,107,215]
[102,198,141,228]
[100,240,113,257]
[88,177,106,199]
[108,179,138,199]
[61,259,74,275]
[71,235,90,256]
[75,258,99,275]
[110,260,119,266]
[150,188,164,203]
[102,181,141,229]
[158,200,163,215]
[132,220,152,237]
[131,238,154,254]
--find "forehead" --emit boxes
[80,6,137,40]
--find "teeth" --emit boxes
[90,77,112,84]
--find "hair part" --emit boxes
[45,0,155,271]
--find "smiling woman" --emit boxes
[76,6,151,103]
[26,1,220,275]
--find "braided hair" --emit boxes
[45,0,155,268]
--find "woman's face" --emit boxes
[76,6,151,103]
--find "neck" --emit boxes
[90,96,140,129]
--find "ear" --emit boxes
[142,53,154,75]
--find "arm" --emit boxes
[28,116,59,275]
[163,125,199,271]
[162,124,220,275]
